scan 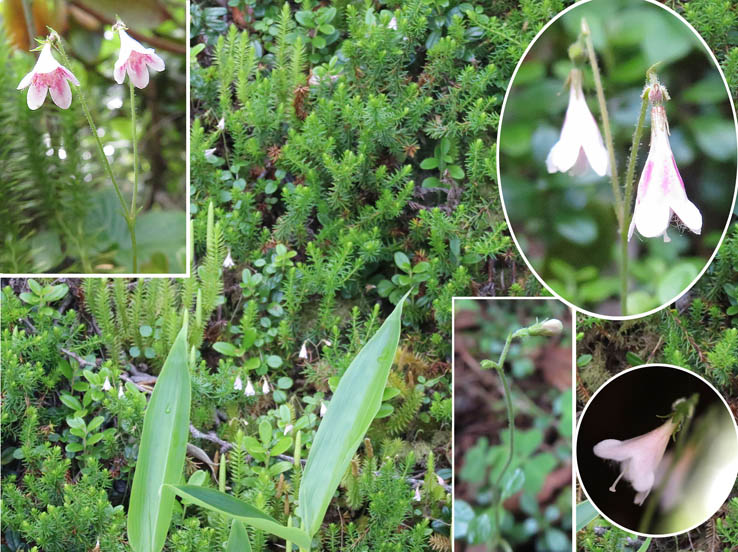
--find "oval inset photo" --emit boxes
[576,364,738,536]
[498,0,737,318]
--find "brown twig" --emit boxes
[67,1,186,54]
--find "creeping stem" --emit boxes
[619,90,650,314]
[54,35,139,272]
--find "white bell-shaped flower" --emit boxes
[594,418,676,505]
[546,68,609,177]
[113,26,165,89]
[628,83,702,242]
[17,43,79,110]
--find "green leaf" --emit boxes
[28,279,42,295]
[166,485,311,549]
[420,157,439,170]
[298,292,408,537]
[60,394,83,411]
[213,342,240,356]
[45,284,69,302]
[127,318,191,552]
[575,500,599,532]
[394,251,411,271]
[227,520,252,552]
[501,467,525,499]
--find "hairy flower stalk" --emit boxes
[546,68,609,177]
[480,319,563,549]
[17,42,79,110]
[628,83,702,242]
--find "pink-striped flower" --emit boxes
[113,26,165,89]
[628,84,702,242]
[594,419,676,505]
[17,43,79,110]
[546,68,609,177]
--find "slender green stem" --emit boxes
[581,18,622,226]
[493,333,516,487]
[619,90,650,314]
[129,79,139,272]
[54,38,139,271]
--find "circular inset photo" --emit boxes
[576,364,738,536]
[498,0,737,318]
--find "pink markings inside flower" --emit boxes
[114,28,165,89]
[546,68,609,177]
[628,84,702,242]
[17,43,79,110]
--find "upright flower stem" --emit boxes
[619,90,651,314]
[493,332,517,488]
[581,18,622,225]
[54,37,139,272]
[481,323,561,551]
[129,79,140,272]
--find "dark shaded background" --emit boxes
[577,365,721,531]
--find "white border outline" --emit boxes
[495,0,738,320]
[575,363,738,538]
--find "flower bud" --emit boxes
[529,319,563,337]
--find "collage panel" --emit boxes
[2,1,738,551]
[575,292,738,549]
[454,297,574,551]
[1,2,187,275]
[498,0,737,318]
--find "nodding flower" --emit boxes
[102,377,112,392]
[628,83,702,242]
[223,249,234,268]
[17,42,79,110]
[233,375,243,391]
[262,378,270,395]
[113,22,165,89]
[320,401,327,417]
[546,68,609,177]
[594,417,677,505]
[244,379,256,397]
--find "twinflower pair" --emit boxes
[16,23,166,273]
[546,62,702,243]
[17,24,164,110]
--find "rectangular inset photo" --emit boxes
[1,3,187,276]
[453,297,574,551]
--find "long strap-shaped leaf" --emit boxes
[227,519,252,552]
[165,485,312,549]
[299,292,408,537]
[127,317,191,552]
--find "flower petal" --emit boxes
[128,62,150,89]
[49,75,72,109]
[546,138,581,174]
[593,439,631,461]
[147,53,165,72]
[17,70,34,90]
[27,83,48,110]
[60,67,80,87]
